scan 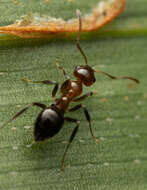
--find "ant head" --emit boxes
[75,10,95,86]
[75,10,139,85]
[74,65,95,86]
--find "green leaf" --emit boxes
[0,0,146,190]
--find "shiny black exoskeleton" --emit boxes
[34,106,64,141]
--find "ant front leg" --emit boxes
[68,104,98,141]
[56,59,70,80]
[61,117,80,171]
[23,78,58,98]
[0,102,46,129]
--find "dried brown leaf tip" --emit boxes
[0,0,125,38]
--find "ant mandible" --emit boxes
[1,10,139,170]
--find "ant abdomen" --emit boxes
[74,65,96,86]
[34,106,64,141]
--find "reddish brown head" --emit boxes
[74,65,95,86]
[75,10,140,86]
[74,11,95,86]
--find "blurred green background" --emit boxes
[0,0,146,189]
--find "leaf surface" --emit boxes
[0,0,146,190]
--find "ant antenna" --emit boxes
[94,70,140,83]
[76,9,88,65]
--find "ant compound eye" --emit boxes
[77,68,89,77]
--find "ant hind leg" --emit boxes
[0,102,46,130]
[61,117,80,171]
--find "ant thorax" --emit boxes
[74,65,96,86]
[60,79,82,98]
[55,96,70,111]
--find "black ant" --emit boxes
[1,10,139,170]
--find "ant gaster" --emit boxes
[1,10,139,170]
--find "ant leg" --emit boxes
[68,104,98,141]
[73,91,97,102]
[23,78,58,97]
[61,117,80,171]
[0,102,46,129]
[56,59,70,80]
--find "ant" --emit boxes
[1,10,139,170]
